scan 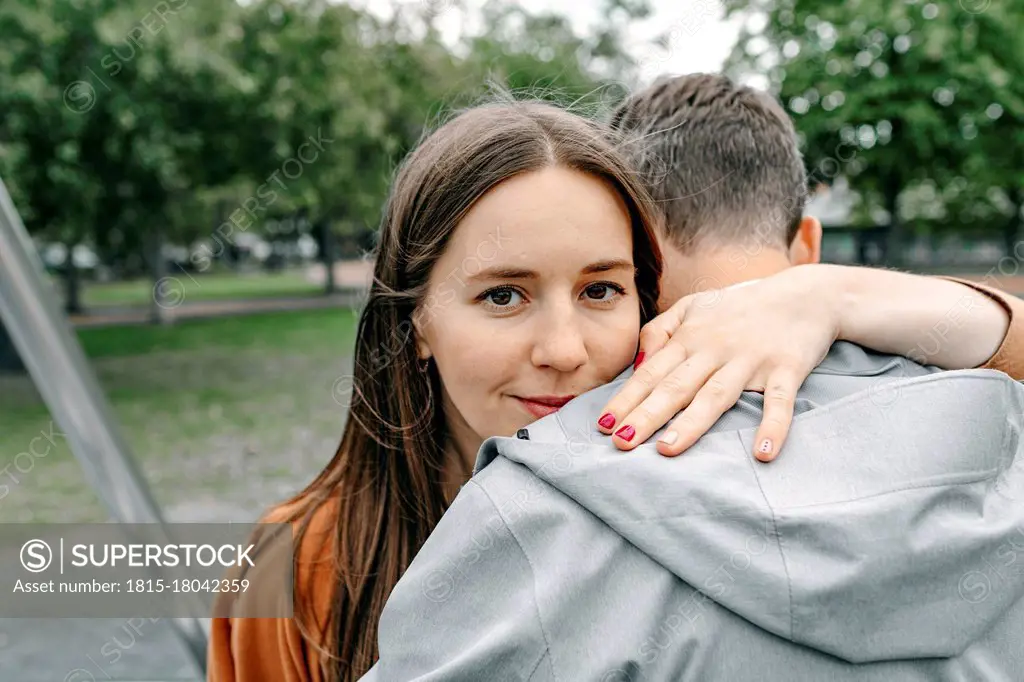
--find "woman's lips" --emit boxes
[514,396,574,419]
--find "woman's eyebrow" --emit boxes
[581,258,634,275]
[466,259,634,282]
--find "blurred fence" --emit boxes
[821,226,1015,270]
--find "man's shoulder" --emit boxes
[470,454,565,512]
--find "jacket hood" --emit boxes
[474,366,1024,665]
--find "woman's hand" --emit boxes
[596,263,1012,462]
[597,266,842,462]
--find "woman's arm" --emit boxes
[933,274,1024,376]
[832,265,1013,371]
[596,264,1023,464]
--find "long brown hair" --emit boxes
[280,98,664,681]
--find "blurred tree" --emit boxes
[0,0,654,319]
[229,0,645,293]
[461,0,649,111]
[228,0,438,294]
[723,0,1024,264]
[0,0,247,315]
[0,0,253,320]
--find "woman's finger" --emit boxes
[751,366,804,463]
[597,341,690,434]
[653,360,756,457]
[634,296,690,368]
[608,353,722,449]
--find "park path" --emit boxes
[69,289,367,328]
[69,261,375,328]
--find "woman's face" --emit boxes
[414,165,642,464]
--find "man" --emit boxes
[592,73,1023,462]
[360,75,1024,680]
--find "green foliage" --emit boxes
[723,0,1024,237]
[0,0,648,275]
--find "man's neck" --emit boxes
[658,245,793,310]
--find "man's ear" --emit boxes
[789,215,822,265]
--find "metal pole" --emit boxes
[0,175,208,674]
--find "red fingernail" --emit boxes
[633,351,645,370]
[598,413,616,429]
[615,424,635,442]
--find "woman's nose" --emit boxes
[530,307,588,372]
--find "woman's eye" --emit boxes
[484,287,523,308]
[584,283,624,302]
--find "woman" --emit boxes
[207,99,1024,682]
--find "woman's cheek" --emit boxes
[595,308,642,375]
[441,329,508,401]
[446,357,510,441]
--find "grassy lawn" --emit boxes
[79,305,358,357]
[0,307,362,523]
[79,269,323,308]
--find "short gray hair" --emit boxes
[610,73,808,254]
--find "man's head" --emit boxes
[611,73,821,310]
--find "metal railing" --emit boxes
[0,175,207,677]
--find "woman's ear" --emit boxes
[411,312,433,360]
[789,216,822,265]
[416,338,432,361]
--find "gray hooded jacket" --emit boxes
[361,342,1024,681]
